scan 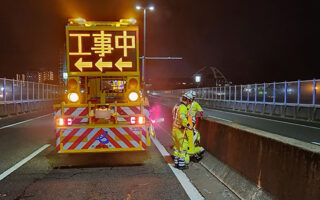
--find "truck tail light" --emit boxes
[138,116,145,124]
[67,118,72,126]
[130,116,145,125]
[56,118,72,126]
[130,116,136,124]
[57,118,64,126]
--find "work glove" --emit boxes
[186,123,193,130]
[196,111,204,120]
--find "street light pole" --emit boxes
[143,8,146,82]
[135,5,182,86]
[136,5,154,83]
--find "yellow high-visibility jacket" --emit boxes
[187,101,203,117]
[172,103,189,128]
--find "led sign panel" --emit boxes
[67,28,138,74]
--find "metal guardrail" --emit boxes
[158,79,320,107]
[0,78,62,104]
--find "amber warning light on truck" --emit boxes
[67,29,138,73]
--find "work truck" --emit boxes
[54,18,154,153]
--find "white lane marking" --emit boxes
[0,113,52,130]
[311,142,320,146]
[207,115,232,123]
[0,144,50,181]
[151,137,204,200]
[209,109,320,130]
[151,136,170,156]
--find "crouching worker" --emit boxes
[186,90,205,161]
[172,92,193,169]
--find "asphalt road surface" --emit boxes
[0,110,238,200]
[150,95,320,146]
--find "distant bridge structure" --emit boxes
[193,66,229,87]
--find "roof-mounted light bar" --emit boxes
[68,18,136,27]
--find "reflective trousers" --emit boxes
[172,127,190,166]
[185,128,204,155]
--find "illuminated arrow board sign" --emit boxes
[67,27,138,75]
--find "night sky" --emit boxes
[0,0,319,84]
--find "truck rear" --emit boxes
[54,19,154,153]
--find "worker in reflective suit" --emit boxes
[186,90,205,161]
[172,92,193,169]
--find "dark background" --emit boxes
[0,0,319,84]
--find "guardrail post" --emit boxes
[46,84,49,100]
[224,85,226,100]
[219,87,222,100]
[254,83,257,103]
[263,83,266,103]
[215,87,217,100]
[20,80,22,102]
[42,83,44,100]
[284,81,287,104]
[49,84,51,100]
[3,78,6,103]
[12,80,15,102]
[33,82,34,100]
[247,85,250,102]
[240,85,243,102]
[273,82,276,103]
[297,80,300,104]
[312,78,316,105]
[234,86,236,101]
[38,83,40,100]
[26,81,29,101]
[229,86,231,101]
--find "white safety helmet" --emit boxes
[191,90,196,98]
[180,92,193,105]
[186,90,196,99]
[183,92,193,100]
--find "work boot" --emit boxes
[199,148,205,156]
[193,153,203,162]
[178,164,189,170]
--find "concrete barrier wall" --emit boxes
[0,101,57,117]
[198,118,320,200]
[150,95,319,199]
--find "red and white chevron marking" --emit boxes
[54,107,90,123]
[54,106,150,123]
[117,106,150,122]
[56,127,147,152]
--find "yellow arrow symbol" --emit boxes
[75,58,92,72]
[95,58,112,72]
[115,58,132,72]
